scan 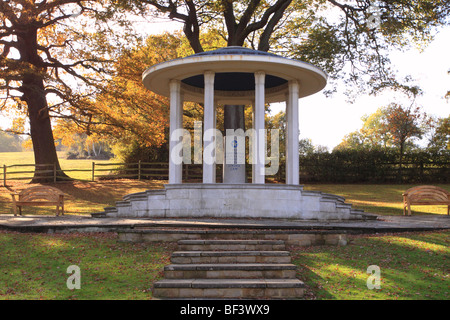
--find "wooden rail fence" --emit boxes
[1,161,177,186]
[0,162,260,186]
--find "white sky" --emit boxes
[1,17,449,151]
[274,26,450,150]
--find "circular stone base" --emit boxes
[110,184,368,221]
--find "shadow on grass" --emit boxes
[294,264,335,300]
[0,179,166,215]
[0,231,174,299]
[290,231,449,300]
[353,204,449,216]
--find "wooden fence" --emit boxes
[2,156,448,186]
[1,162,229,186]
[1,161,171,186]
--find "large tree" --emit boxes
[115,0,449,93]
[0,0,129,182]
[114,0,450,172]
[115,0,300,179]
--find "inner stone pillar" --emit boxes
[223,105,247,184]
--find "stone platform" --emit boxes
[92,183,374,221]
[1,214,448,235]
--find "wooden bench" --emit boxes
[402,185,450,216]
[11,186,65,216]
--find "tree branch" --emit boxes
[257,0,292,51]
[184,0,203,53]
[222,0,238,44]
[245,0,291,34]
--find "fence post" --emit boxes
[3,165,6,187]
[53,163,56,183]
[92,162,95,181]
[138,160,141,180]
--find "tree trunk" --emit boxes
[18,27,69,183]
[398,142,404,183]
[28,92,68,182]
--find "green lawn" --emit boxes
[290,231,449,300]
[0,231,174,299]
[303,184,450,216]
[0,230,447,300]
[0,152,449,300]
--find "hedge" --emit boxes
[296,149,449,184]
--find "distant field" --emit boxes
[0,151,117,181]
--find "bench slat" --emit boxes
[409,193,448,202]
[403,185,450,216]
[11,186,65,217]
[16,202,61,206]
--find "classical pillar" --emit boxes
[253,71,265,184]
[203,71,216,183]
[251,102,256,183]
[286,80,299,185]
[169,80,183,184]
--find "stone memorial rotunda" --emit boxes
[100,47,369,221]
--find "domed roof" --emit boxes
[142,46,327,104]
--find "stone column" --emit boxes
[253,71,265,184]
[203,71,216,183]
[223,104,246,184]
[169,80,183,184]
[251,102,256,183]
[286,80,299,185]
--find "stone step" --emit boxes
[119,229,349,246]
[177,239,286,251]
[91,212,107,218]
[171,250,291,264]
[152,238,304,299]
[153,278,304,299]
[164,263,297,279]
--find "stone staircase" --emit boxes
[152,239,305,299]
